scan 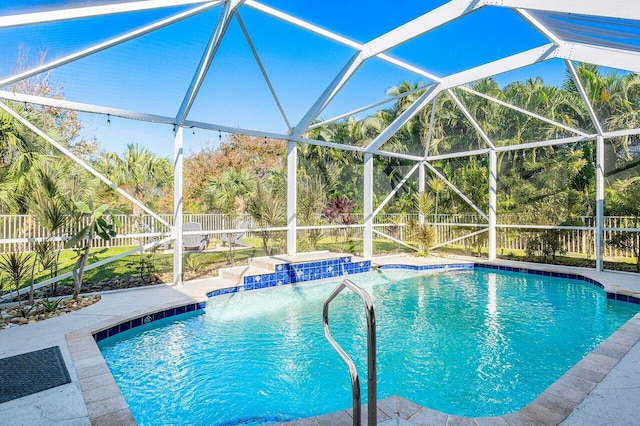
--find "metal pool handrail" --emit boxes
[322,279,377,426]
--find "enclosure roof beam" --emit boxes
[0,101,172,228]
[176,0,244,125]
[361,0,482,59]
[515,9,562,46]
[184,119,427,162]
[366,44,557,153]
[481,0,640,21]
[0,2,220,88]
[444,44,558,88]
[290,53,364,138]
[494,134,595,152]
[604,128,640,139]
[0,0,221,28]
[236,12,292,132]
[375,150,425,162]
[0,90,176,125]
[556,42,640,75]
[185,120,289,140]
[365,84,443,152]
[245,0,361,50]
[308,84,432,130]
[457,86,588,136]
[372,163,421,218]
[423,161,489,221]
[425,148,490,161]
[445,89,497,150]
[0,88,435,162]
[245,1,441,82]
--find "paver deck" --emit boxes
[0,254,639,425]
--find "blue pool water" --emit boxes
[99,269,639,424]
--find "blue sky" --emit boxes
[0,1,629,158]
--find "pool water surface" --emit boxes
[98,268,639,425]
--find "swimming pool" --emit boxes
[98,267,639,425]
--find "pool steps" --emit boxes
[219,265,272,284]
[217,251,371,287]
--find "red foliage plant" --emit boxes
[323,196,357,225]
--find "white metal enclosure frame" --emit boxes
[0,0,638,285]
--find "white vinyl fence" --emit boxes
[0,213,638,259]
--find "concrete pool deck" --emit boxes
[0,254,639,425]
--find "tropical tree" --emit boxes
[203,169,253,214]
[0,105,49,213]
[246,180,286,255]
[65,198,121,299]
[428,177,447,219]
[101,143,172,218]
[297,176,327,251]
[607,178,640,271]
[202,169,254,264]
[185,134,286,213]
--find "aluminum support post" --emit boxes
[173,126,184,285]
[419,162,426,225]
[488,149,497,260]
[363,153,374,259]
[287,140,297,255]
[596,136,605,271]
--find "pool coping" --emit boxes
[64,259,640,425]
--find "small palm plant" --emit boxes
[412,192,436,256]
[65,198,121,300]
[0,251,34,301]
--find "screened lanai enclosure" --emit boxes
[0,0,639,288]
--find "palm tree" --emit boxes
[428,177,446,220]
[101,143,172,218]
[0,105,48,213]
[203,169,253,214]
[203,169,254,264]
[297,176,327,251]
[246,181,286,255]
[605,73,640,160]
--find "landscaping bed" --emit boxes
[0,295,101,330]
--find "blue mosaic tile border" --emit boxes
[245,257,372,289]
[377,263,474,272]
[93,301,206,342]
[377,262,638,305]
[474,263,606,287]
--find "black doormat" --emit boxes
[0,346,71,403]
